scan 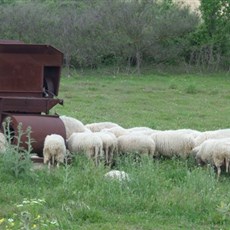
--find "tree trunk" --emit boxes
[136,50,141,75]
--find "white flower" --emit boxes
[16,204,23,208]
[50,219,59,226]
[22,200,30,204]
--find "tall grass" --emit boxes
[1,72,230,229]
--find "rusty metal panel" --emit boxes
[0,42,63,97]
[3,115,66,156]
[0,97,63,115]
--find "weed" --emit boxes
[1,118,33,178]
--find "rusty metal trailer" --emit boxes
[0,40,66,158]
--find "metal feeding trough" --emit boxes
[0,40,66,158]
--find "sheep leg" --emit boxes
[105,147,109,165]
[226,158,229,173]
[52,155,55,167]
[217,166,221,181]
[94,146,99,166]
[109,148,114,166]
[48,160,51,170]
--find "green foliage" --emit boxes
[1,118,33,178]
[0,0,200,73]
[188,0,230,70]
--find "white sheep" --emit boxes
[168,129,202,138]
[195,129,230,146]
[127,127,156,133]
[127,129,158,136]
[151,131,195,159]
[43,134,66,168]
[101,126,129,137]
[67,132,103,166]
[104,170,130,182]
[95,131,118,166]
[60,115,89,139]
[85,122,121,132]
[0,132,6,153]
[195,138,230,179]
[117,133,156,158]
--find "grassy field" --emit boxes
[1,72,230,229]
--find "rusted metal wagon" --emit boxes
[0,40,66,158]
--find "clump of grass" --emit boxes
[0,118,33,178]
[169,81,178,89]
[185,84,198,94]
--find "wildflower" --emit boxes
[0,218,5,224]
[37,199,46,203]
[35,215,41,220]
[22,200,30,204]
[50,219,59,226]
[16,204,24,208]
[8,218,14,223]
[31,200,40,204]
[32,224,37,229]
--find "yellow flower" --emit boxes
[0,218,5,224]
[32,224,37,228]
[34,215,40,220]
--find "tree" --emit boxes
[190,0,230,69]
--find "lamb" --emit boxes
[151,131,195,159]
[117,133,156,158]
[43,134,66,168]
[195,138,230,179]
[85,122,121,132]
[0,132,6,153]
[95,131,118,166]
[67,132,103,166]
[195,129,230,146]
[104,170,130,182]
[60,115,89,139]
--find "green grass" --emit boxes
[55,72,230,131]
[1,72,230,229]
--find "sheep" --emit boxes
[59,115,89,139]
[85,122,121,132]
[101,126,129,137]
[127,127,156,133]
[0,132,6,153]
[195,138,230,179]
[168,129,202,138]
[95,131,118,166]
[195,129,230,146]
[67,132,103,166]
[117,133,156,158]
[127,129,158,136]
[151,131,195,159]
[43,134,66,169]
[104,170,130,182]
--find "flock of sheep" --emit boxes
[1,115,230,180]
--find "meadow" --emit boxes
[1,71,230,229]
